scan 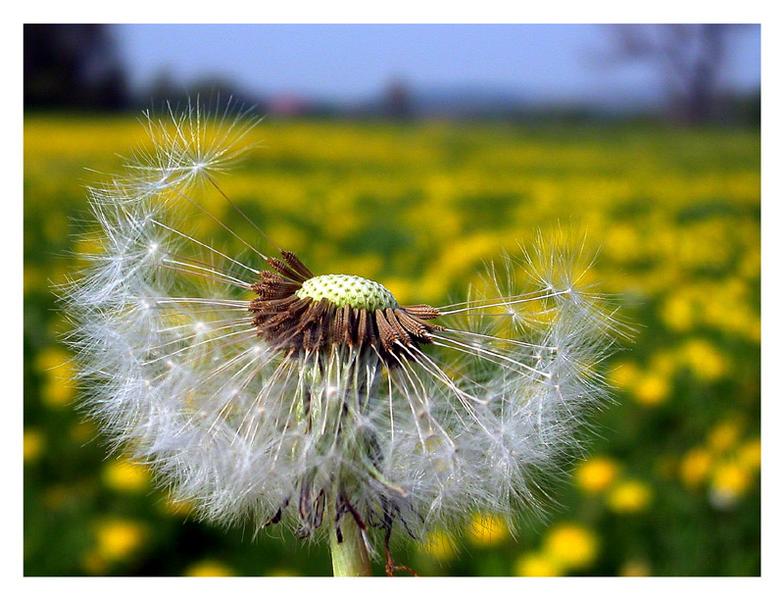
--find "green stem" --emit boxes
[329,517,372,576]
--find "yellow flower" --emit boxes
[185,560,235,577]
[632,372,670,406]
[95,519,146,561]
[514,552,563,577]
[605,224,641,264]
[543,523,598,570]
[36,346,72,373]
[575,456,619,494]
[660,294,694,332]
[607,480,652,513]
[23,429,44,462]
[421,529,456,561]
[708,421,741,453]
[607,361,640,389]
[744,318,761,343]
[41,378,76,407]
[680,448,712,488]
[36,346,76,407]
[738,438,761,470]
[466,513,509,547]
[103,460,150,493]
[680,339,726,382]
[710,461,751,508]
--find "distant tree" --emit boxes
[24,24,128,110]
[144,69,182,104]
[604,24,749,123]
[137,71,266,116]
[382,78,413,119]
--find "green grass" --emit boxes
[24,115,759,576]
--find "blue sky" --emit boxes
[114,24,760,106]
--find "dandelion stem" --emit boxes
[329,515,372,577]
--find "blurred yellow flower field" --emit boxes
[23,115,759,576]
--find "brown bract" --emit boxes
[249,251,441,362]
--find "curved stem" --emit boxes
[329,517,372,577]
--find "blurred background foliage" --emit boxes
[24,24,759,576]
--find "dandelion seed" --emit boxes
[62,100,620,576]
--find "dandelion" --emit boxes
[543,523,598,571]
[94,519,147,562]
[185,560,235,577]
[632,372,670,406]
[103,459,150,493]
[23,429,45,462]
[62,101,619,576]
[420,529,456,562]
[515,552,562,577]
[575,456,618,494]
[680,447,713,488]
[680,339,727,382]
[607,480,652,514]
[466,512,510,547]
[606,360,639,389]
[738,438,761,470]
[707,419,742,453]
[709,461,751,509]
[36,346,76,407]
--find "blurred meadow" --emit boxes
[23,113,759,576]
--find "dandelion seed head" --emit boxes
[62,100,619,554]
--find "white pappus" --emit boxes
[61,101,620,570]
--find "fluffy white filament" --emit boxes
[62,101,618,544]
